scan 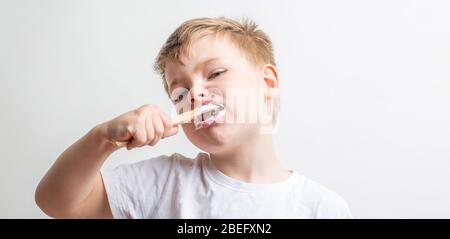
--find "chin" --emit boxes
[184,122,259,155]
[183,122,237,154]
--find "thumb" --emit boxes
[162,125,179,138]
[159,111,179,138]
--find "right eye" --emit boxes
[172,90,189,104]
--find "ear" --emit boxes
[262,64,279,99]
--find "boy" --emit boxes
[35,17,352,218]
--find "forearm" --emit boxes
[35,104,179,218]
[35,123,116,216]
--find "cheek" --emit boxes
[181,124,206,148]
[182,124,210,144]
[227,72,257,87]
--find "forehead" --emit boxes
[165,35,248,77]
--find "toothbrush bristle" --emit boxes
[193,103,226,129]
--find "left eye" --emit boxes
[208,70,226,80]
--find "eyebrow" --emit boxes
[167,57,224,91]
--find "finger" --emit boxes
[159,111,179,138]
[144,116,155,145]
[148,114,164,146]
[163,126,179,138]
[159,111,175,127]
[127,122,147,150]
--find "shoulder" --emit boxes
[293,174,353,219]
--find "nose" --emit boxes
[190,86,213,106]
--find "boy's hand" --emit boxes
[99,104,179,150]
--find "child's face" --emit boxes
[165,35,275,154]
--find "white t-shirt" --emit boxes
[101,153,352,219]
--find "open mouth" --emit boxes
[193,103,226,130]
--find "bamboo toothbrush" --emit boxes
[111,103,224,147]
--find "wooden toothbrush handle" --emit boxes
[110,108,198,147]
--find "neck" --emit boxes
[209,134,290,183]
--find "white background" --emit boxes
[0,0,449,218]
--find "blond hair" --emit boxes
[154,16,280,126]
